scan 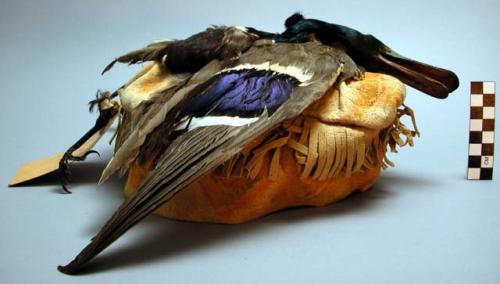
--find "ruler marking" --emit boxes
[467,81,495,180]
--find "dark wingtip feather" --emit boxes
[101,59,117,75]
[57,264,74,275]
[56,235,105,274]
[57,257,86,275]
[285,12,305,28]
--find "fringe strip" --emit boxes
[219,105,419,181]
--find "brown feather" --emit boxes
[102,26,260,75]
[58,42,360,274]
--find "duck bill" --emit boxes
[376,49,459,99]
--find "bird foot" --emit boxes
[59,150,100,193]
[58,90,119,193]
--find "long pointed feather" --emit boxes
[59,43,358,274]
[101,40,174,75]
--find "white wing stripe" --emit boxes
[219,62,313,83]
[175,116,259,131]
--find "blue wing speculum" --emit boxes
[177,65,306,131]
[183,69,300,117]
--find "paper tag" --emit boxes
[9,111,119,186]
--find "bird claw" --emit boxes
[59,154,73,194]
[82,150,100,159]
[58,150,100,193]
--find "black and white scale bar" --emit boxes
[467,81,495,180]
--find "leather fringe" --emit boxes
[219,105,419,181]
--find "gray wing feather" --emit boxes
[58,42,358,274]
